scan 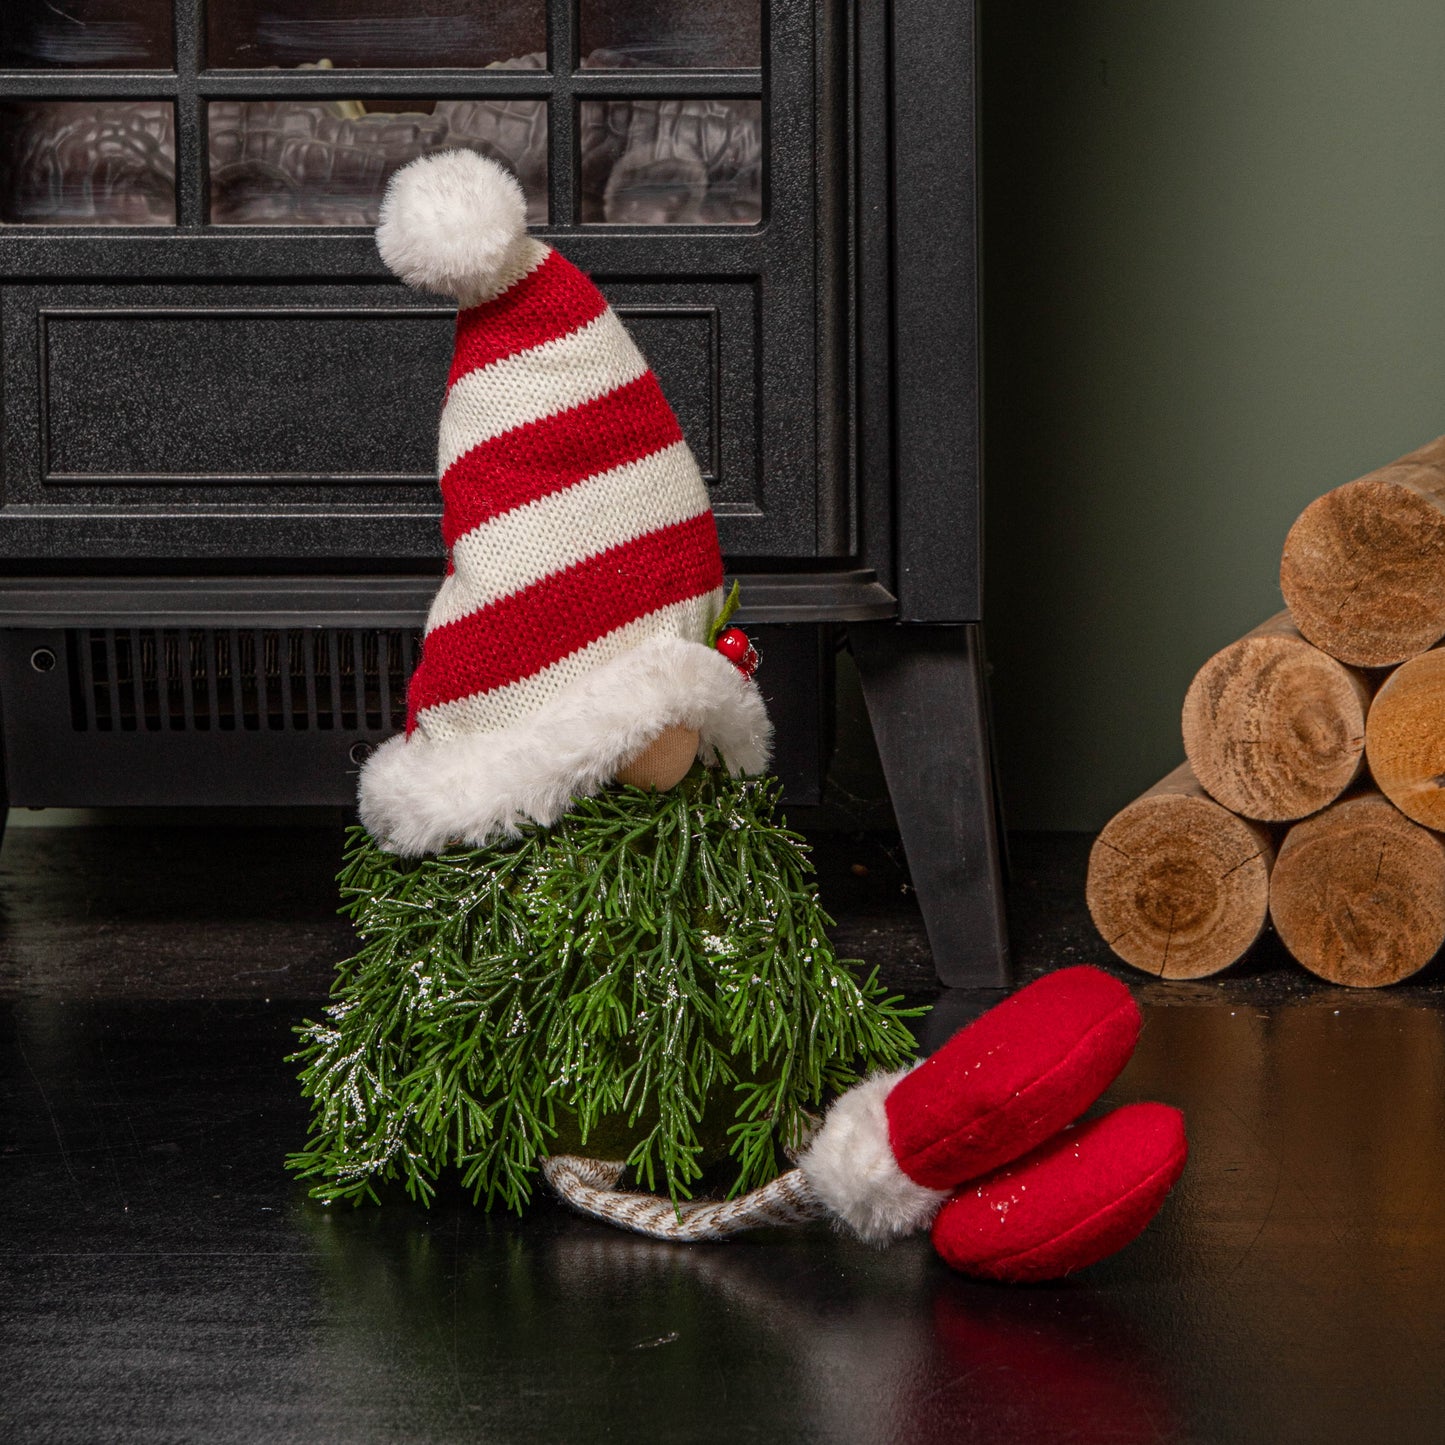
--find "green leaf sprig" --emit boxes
[287,767,921,1212]
[706,580,742,647]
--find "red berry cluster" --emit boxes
[715,626,760,678]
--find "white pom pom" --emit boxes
[376,150,529,302]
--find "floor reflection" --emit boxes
[296,1190,1181,1444]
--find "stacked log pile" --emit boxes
[1088,436,1445,986]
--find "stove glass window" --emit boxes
[0,0,174,69]
[206,2,544,70]
[580,0,760,69]
[579,99,761,225]
[207,99,548,226]
[0,101,176,224]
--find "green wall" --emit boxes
[981,1,1445,830]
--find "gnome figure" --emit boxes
[290,151,1186,1281]
[356,149,765,857]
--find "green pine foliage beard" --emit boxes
[288,766,922,1212]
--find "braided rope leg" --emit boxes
[542,1155,828,1242]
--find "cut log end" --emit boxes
[1269,792,1445,988]
[1182,614,1369,821]
[1087,763,1274,980]
[1280,475,1445,667]
[1365,649,1445,831]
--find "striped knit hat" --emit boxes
[358,150,770,856]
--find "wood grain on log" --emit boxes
[1269,791,1445,987]
[1181,611,1371,821]
[1279,434,1445,666]
[1087,762,1274,979]
[1365,648,1445,830]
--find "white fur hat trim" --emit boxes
[359,635,771,857]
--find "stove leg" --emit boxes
[851,622,1010,987]
[0,723,8,854]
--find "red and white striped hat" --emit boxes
[358,150,770,856]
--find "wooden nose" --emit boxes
[614,724,700,791]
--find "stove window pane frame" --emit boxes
[0,3,766,230]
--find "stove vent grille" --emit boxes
[65,627,419,733]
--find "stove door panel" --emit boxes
[0,0,844,566]
[0,277,775,561]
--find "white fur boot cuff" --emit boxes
[798,1069,950,1245]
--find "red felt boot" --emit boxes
[930,1102,1188,1282]
[889,966,1143,1187]
[798,966,1144,1242]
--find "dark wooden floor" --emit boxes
[3,824,1444,1443]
